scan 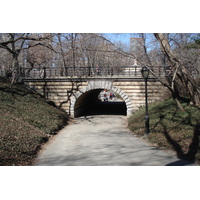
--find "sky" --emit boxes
[104,33,132,45]
[103,33,155,52]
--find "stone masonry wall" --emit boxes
[25,78,166,117]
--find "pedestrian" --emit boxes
[109,92,113,100]
[103,90,108,101]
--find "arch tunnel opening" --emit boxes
[74,89,127,117]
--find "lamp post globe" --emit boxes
[141,66,150,79]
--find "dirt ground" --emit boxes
[34,115,196,166]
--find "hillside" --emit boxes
[128,98,200,164]
[0,78,68,166]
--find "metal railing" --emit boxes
[0,66,174,79]
[1,65,198,80]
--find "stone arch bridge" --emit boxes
[22,66,168,117]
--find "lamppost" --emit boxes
[141,66,150,136]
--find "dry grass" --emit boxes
[0,78,68,165]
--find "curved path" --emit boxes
[34,115,195,166]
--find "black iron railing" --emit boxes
[0,65,183,79]
[1,65,198,80]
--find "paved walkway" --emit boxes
[34,115,196,166]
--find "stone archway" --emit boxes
[70,80,133,117]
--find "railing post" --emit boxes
[111,67,113,76]
[44,67,46,79]
[159,66,161,77]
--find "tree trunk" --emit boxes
[11,53,20,84]
[71,33,77,69]
[154,33,200,108]
[179,66,200,106]
[57,34,68,76]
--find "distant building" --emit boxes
[130,38,145,65]
[130,38,144,53]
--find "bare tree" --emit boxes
[154,33,200,109]
[0,33,53,83]
[2,32,198,109]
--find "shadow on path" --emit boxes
[165,160,195,166]
[153,114,200,164]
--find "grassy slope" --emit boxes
[128,98,200,164]
[0,78,68,166]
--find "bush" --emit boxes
[128,98,200,164]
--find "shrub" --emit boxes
[128,98,200,164]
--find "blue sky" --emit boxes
[102,33,154,52]
[103,33,133,45]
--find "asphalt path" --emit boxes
[34,115,196,166]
